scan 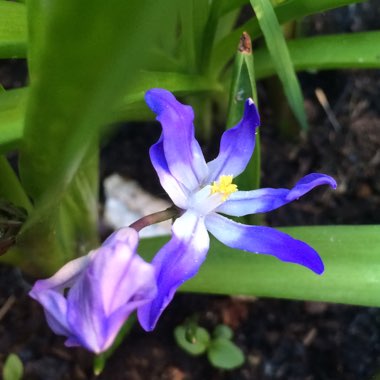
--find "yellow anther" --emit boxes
[210,175,238,201]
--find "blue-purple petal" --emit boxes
[205,213,324,274]
[67,231,156,353]
[30,228,156,353]
[217,173,337,216]
[207,99,260,182]
[29,255,90,337]
[138,211,210,331]
[150,136,189,208]
[145,89,208,190]
[30,289,71,337]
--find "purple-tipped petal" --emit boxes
[30,289,71,337]
[150,136,189,208]
[30,228,156,354]
[30,255,90,293]
[217,173,337,216]
[205,213,324,274]
[286,173,337,199]
[207,99,260,182]
[67,230,157,353]
[145,89,208,190]
[138,211,209,331]
[29,255,90,337]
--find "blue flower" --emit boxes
[137,89,337,331]
[30,228,157,353]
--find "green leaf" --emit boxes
[0,88,27,153]
[3,354,23,380]
[0,156,32,212]
[138,225,380,307]
[114,71,223,121]
[13,0,177,275]
[225,32,261,224]
[0,2,27,59]
[220,0,249,16]
[0,72,221,154]
[213,324,233,340]
[211,0,366,74]
[255,31,380,79]
[226,33,258,129]
[174,325,210,356]
[20,0,173,201]
[207,338,244,369]
[55,147,99,264]
[249,0,308,130]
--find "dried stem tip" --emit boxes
[238,31,252,54]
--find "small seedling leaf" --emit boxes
[3,353,23,380]
[207,338,244,370]
[174,325,210,356]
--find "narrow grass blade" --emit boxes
[211,0,366,74]
[225,32,261,224]
[249,0,308,130]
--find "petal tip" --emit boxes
[313,260,325,275]
[144,88,172,115]
[244,98,260,127]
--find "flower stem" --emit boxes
[129,206,178,232]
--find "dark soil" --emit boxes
[1,3,380,380]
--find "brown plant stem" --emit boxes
[129,206,178,232]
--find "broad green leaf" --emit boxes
[208,338,245,369]
[3,354,23,380]
[193,0,211,68]
[56,147,99,264]
[5,146,99,275]
[180,2,197,72]
[0,88,27,153]
[15,0,177,274]
[0,2,27,59]
[115,71,222,120]
[20,0,173,200]
[138,225,380,307]
[249,0,308,130]
[0,72,221,154]
[211,0,367,74]
[255,31,380,79]
[174,325,210,356]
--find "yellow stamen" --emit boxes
[210,175,238,201]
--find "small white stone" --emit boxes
[103,174,172,238]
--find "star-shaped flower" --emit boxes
[138,89,337,331]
